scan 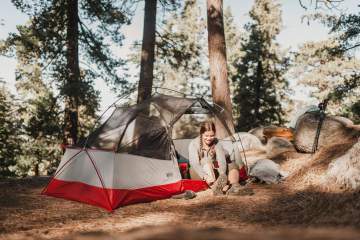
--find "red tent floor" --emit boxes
[42,179,208,211]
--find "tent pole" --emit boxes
[82,87,137,149]
[42,149,84,194]
[85,149,113,211]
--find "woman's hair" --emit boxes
[199,121,216,159]
[199,121,216,136]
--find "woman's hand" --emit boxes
[203,174,215,185]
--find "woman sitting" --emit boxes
[188,120,250,195]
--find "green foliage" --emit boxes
[9,30,63,176]
[224,7,247,88]
[129,1,246,137]
[134,1,244,97]
[295,5,360,122]
[349,100,360,124]
[127,0,208,96]
[155,0,208,96]
[9,0,134,93]
[0,86,20,176]
[2,1,136,144]
[329,12,360,53]
[293,39,360,120]
[14,89,63,176]
[232,0,289,131]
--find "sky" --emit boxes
[0,0,359,112]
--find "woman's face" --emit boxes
[202,130,215,146]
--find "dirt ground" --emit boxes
[1,144,360,240]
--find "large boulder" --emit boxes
[294,112,359,153]
[263,126,294,142]
[266,137,296,159]
[230,132,265,152]
[249,159,288,184]
[223,133,266,168]
[249,126,294,144]
[325,140,360,190]
[248,127,267,144]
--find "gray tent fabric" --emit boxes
[86,107,135,149]
[150,94,196,124]
[83,93,239,162]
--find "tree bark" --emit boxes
[34,163,39,176]
[207,0,235,138]
[64,0,80,145]
[137,0,157,104]
[254,61,263,125]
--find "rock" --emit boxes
[249,126,294,144]
[230,132,266,152]
[325,140,360,190]
[266,137,296,159]
[248,127,267,144]
[263,126,294,142]
[294,112,359,153]
[249,159,287,184]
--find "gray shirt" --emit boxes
[188,136,227,179]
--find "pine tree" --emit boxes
[12,30,63,176]
[293,39,360,123]
[319,10,360,123]
[130,1,244,99]
[295,4,360,123]
[154,0,207,95]
[224,7,246,85]
[232,0,289,131]
[128,1,246,137]
[137,0,157,104]
[0,85,20,177]
[6,0,134,144]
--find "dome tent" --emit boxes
[42,91,243,211]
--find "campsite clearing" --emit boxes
[2,144,360,240]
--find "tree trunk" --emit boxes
[64,0,80,145]
[34,163,39,176]
[207,0,235,139]
[137,0,157,105]
[254,61,263,125]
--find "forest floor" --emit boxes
[1,141,360,240]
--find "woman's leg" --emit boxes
[189,163,216,182]
[228,168,240,184]
[201,162,227,195]
[226,162,254,196]
[227,162,240,184]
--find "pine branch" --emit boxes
[299,0,344,10]
[342,43,360,52]
[78,19,121,82]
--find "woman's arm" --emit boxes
[215,144,227,175]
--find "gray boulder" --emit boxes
[250,159,287,184]
[248,127,267,144]
[294,112,359,153]
[266,137,296,159]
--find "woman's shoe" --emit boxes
[226,183,254,196]
[211,174,228,196]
